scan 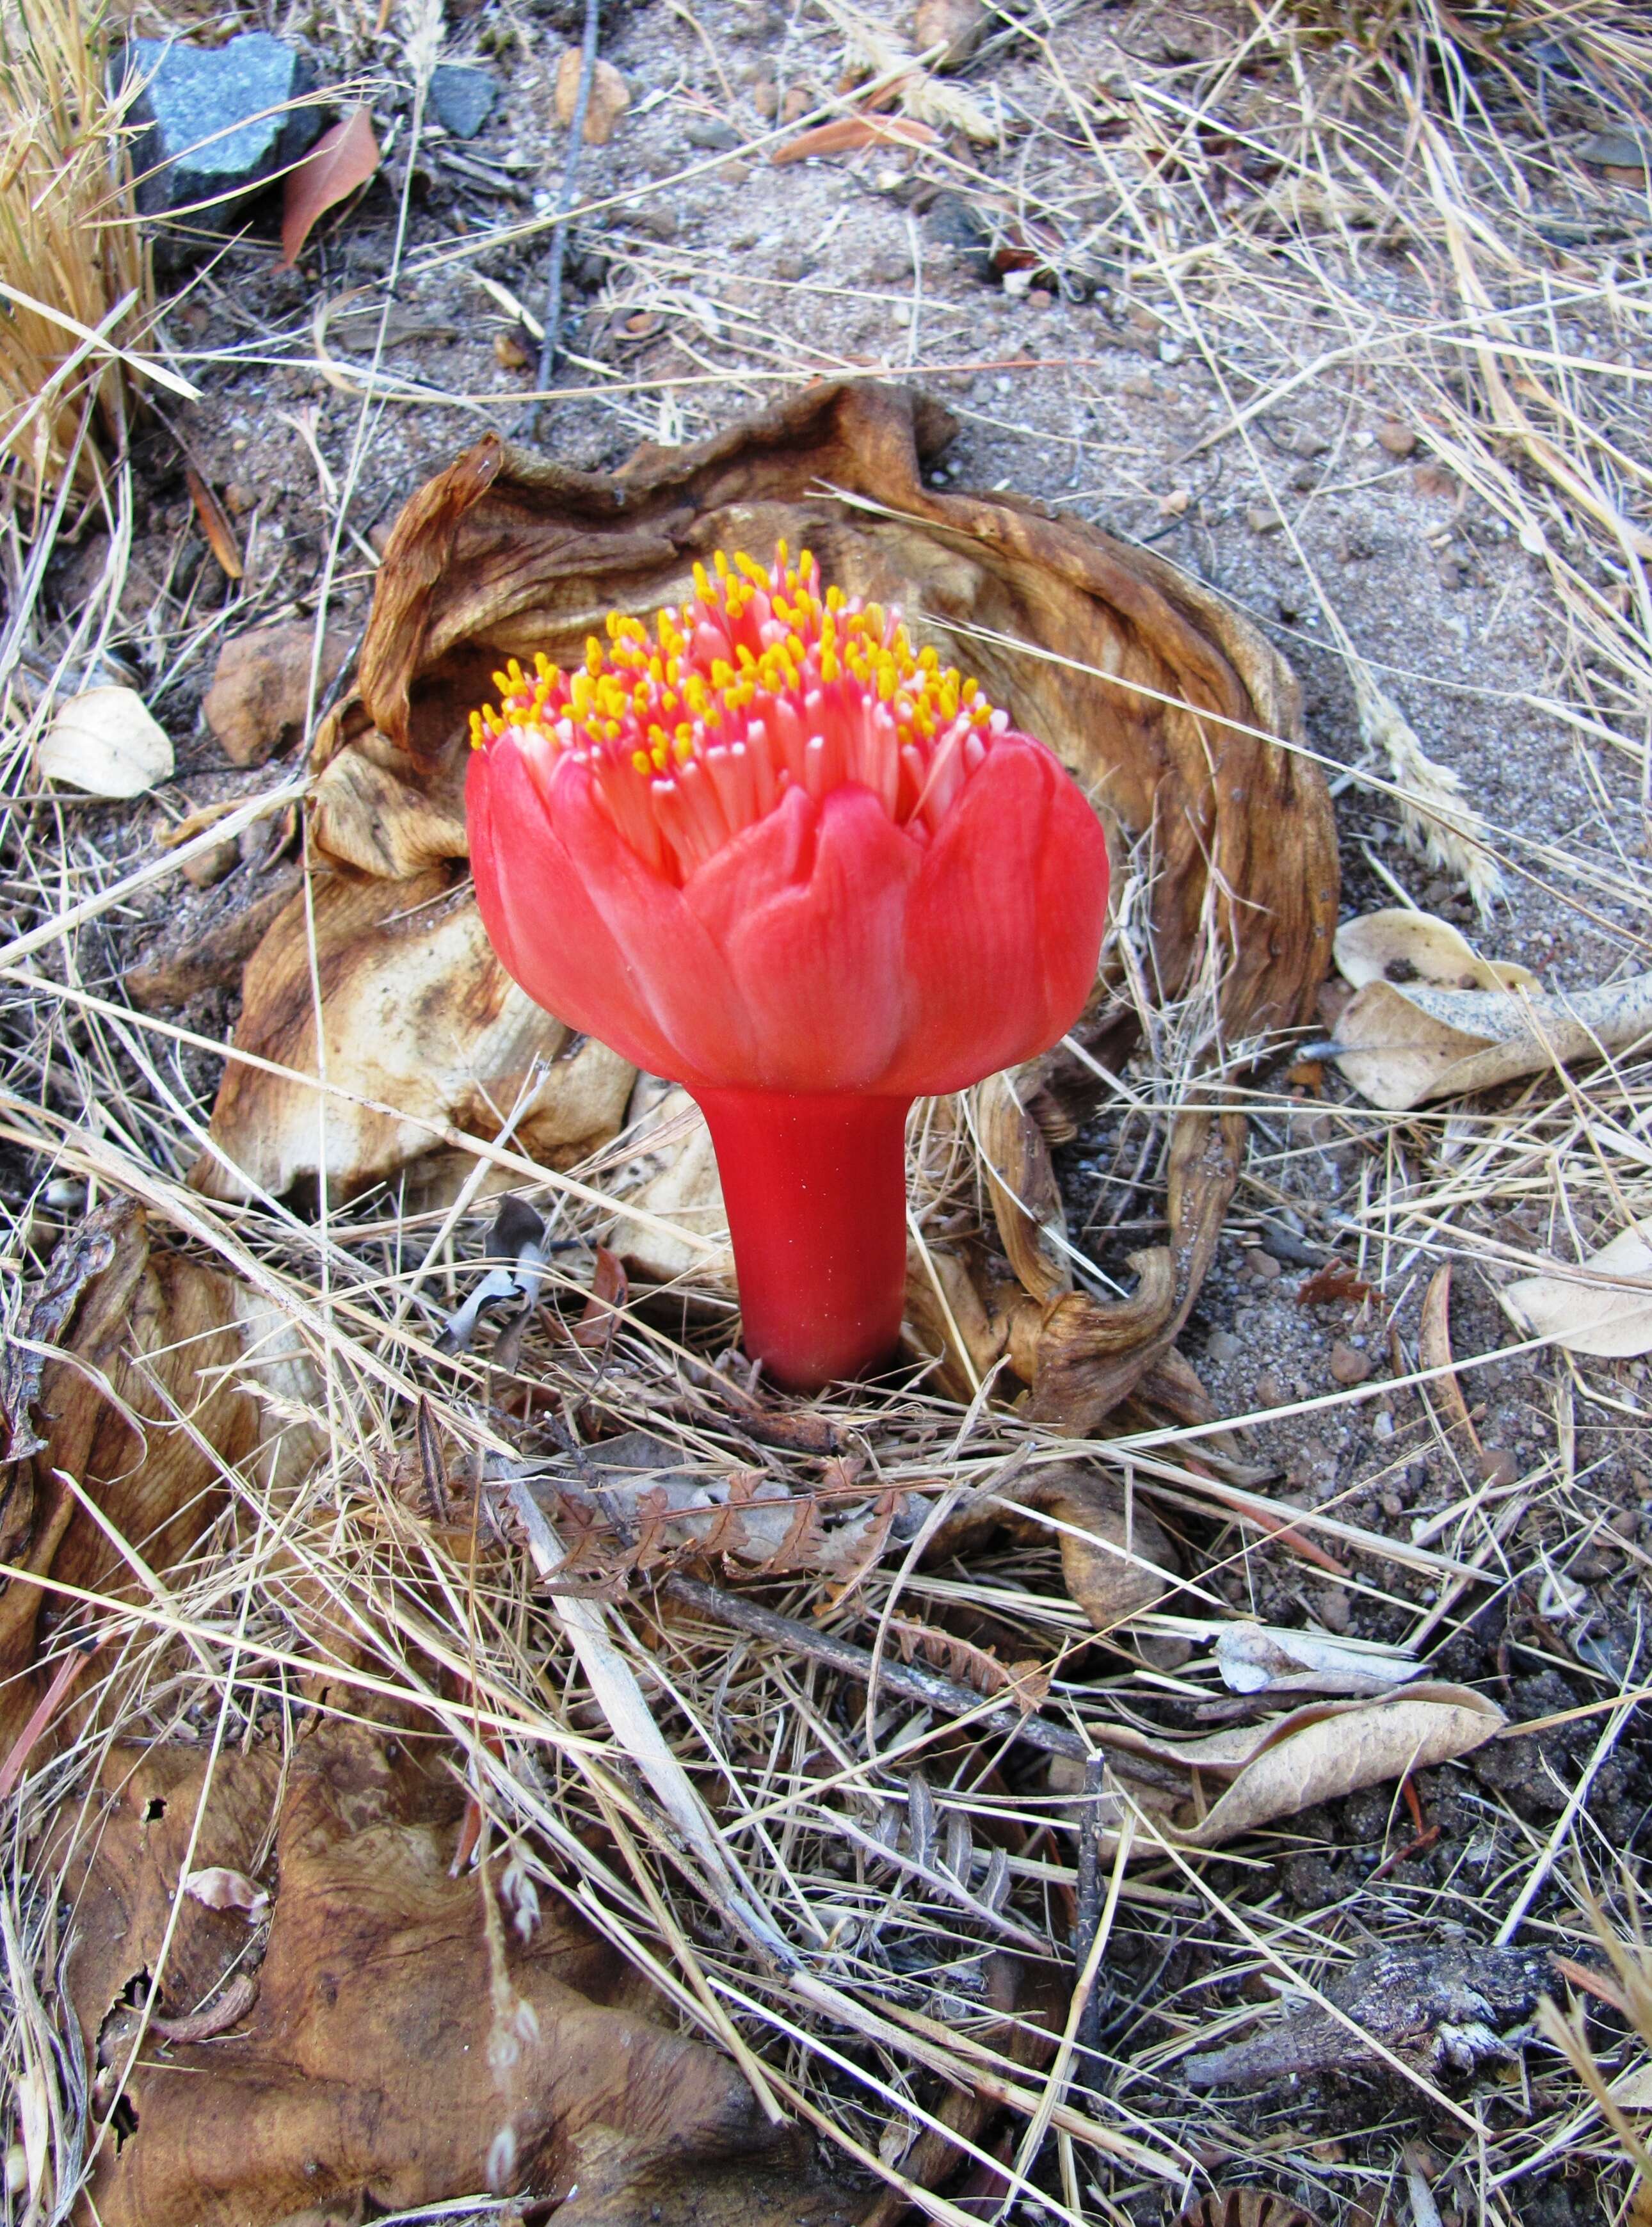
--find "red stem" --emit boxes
[693,1088,911,1393]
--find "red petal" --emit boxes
[890,736,1108,1093]
[697,785,919,1091]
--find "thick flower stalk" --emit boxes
[467,544,1110,1390]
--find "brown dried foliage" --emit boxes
[58,1717,860,2227]
[0,1200,258,1752]
[212,380,1336,1424]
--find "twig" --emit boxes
[662,1572,1090,1763]
[523,0,602,443]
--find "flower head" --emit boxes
[467,543,1109,1097]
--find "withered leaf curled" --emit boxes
[207,382,1336,1421]
[58,1720,862,2227]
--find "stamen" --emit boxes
[470,543,1009,880]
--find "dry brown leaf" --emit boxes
[607,1078,735,1290]
[1170,1684,1500,1849]
[1418,1262,1484,1463]
[1331,969,1652,1110]
[293,382,1335,1424]
[1296,1262,1377,1309]
[277,104,381,273]
[1505,1218,1652,1358]
[771,115,941,163]
[974,1070,1070,1303]
[184,1866,269,1920]
[185,465,245,580]
[1335,907,1536,994]
[1178,2193,1322,2227]
[931,1461,1180,1632]
[193,867,634,1203]
[1090,1683,1502,1855]
[58,1721,860,2227]
[37,684,173,796]
[0,1200,261,1755]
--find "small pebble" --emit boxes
[1329,1340,1373,1387]
[1121,373,1156,399]
[684,117,740,152]
[1206,1329,1242,1365]
[1255,1370,1286,1406]
[1244,1247,1281,1279]
[1373,1408,1395,1440]
[1315,1584,1352,1635]
[1027,286,1054,309]
[753,77,778,119]
[1376,418,1416,457]
[782,85,811,123]
[1476,1447,1518,1488]
[1380,1488,1404,1520]
[1246,505,1281,534]
[182,838,237,890]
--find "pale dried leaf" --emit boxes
[184,1866,269,1921]
[38,685,173,797]
[1332,970,1652,1111]
[277,105,382,272]
[1335,907,1537,993]
[1169,1684,1501,1851]
[195,870,634,1202]
[1504,1217,1652,1358]
[1212,1620,1422,1697]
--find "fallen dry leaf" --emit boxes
[772,115,940,163]
[1212,1620,1422,1698]
[1178,2194,1322,2227]
[37,684,173,796]
[931,1461,1180,1632]
[1296,1261,1377,1309]
[1504,1216,1652,1358]
[58,1720,861,2227]
[193,866,634,1203]
[184,1866,269,1920]
[291,381,1335,1423]
[277,104,381,272]
[0,1201,261,1755]
[1085,1683,1502,1856]
[1335,907,1536,994]
[1331,969,1652,1110]
[1168,1684,1500,1850]
[974,1070,1070,1303]
[554,49,630,143]
[185,465,244,579]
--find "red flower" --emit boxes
[468,545,1109,1389]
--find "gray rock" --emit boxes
[122,33,320,225]
[429,63,495,140]
[1580,128,1648,172]
[684,117,739,151]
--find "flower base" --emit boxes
[693,1088,911,1394]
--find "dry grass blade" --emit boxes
[0,0,155,492]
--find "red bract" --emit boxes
[468,545,1109,1390]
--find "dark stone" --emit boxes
[429,63,495,139]
[1580,127,1648,172]
[683,117,739,151]
[121,34,320,225]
